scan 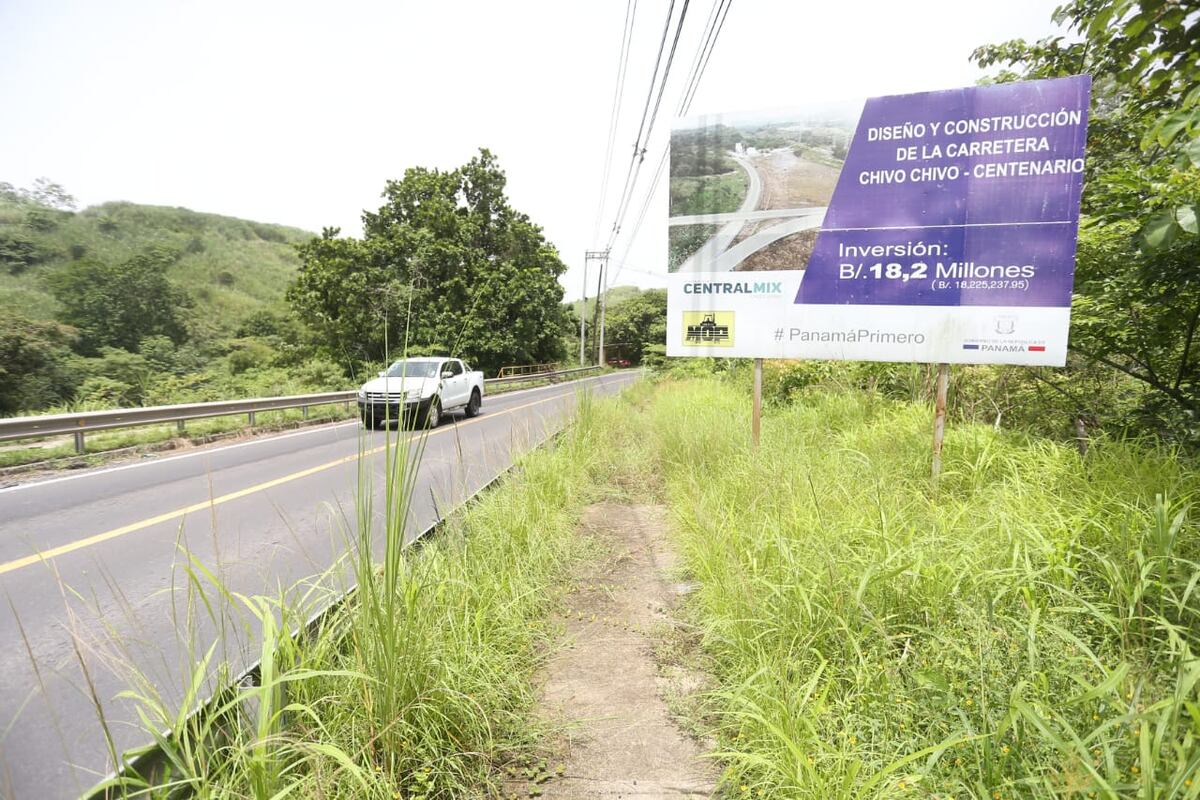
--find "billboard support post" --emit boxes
[931,363,950,484]
[752,358,763,449]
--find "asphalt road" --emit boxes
[0,371,639,799]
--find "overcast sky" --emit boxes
[0,0,1065,301]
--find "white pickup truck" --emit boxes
[357,357,485,429]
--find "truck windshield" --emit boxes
[384,361,438,378]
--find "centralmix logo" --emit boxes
[681,280,783,296]
[683,311,734,347]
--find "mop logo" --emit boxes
[683,311,734,347]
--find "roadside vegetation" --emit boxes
[646,372,1200,798]
[91,371,1200,798]
[95,388,648,798]
[966,0,1200,444]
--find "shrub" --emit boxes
[75,376,136,408]
[0,229,41,274]
[225,338,278,374]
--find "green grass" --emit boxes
[81,374,1200,798]
[670,171,749,216]
[87,385,648,798]
[644,377,1200,798]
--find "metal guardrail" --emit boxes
[495,362,558,379]
[0,366,604,453]
[485,364,601,386]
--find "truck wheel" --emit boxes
[423,397,441,429]
[465,389,481,418]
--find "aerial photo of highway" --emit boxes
[668,108,856,272]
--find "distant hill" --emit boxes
[569,284,646,322]
[0,199,313,340]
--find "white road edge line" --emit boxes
[0,373,629,495]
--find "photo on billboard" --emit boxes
[668,105,858,273]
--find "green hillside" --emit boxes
[0,187,345,416]
[0,197,311,340]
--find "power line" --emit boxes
[674,0,722,116]
[604,0,686,252]
[678,0,732,115]
[591,0,638,247]
[611,143,669,283]
[613,0,728,276]
[639,0,692,165]
[609,0,734,285]
[606,0,692,253]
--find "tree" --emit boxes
[972,0,1200,432]
[973,0,1199,247]
[0,312,79,414]
[0,229,41,275]
[47,247,191,354]
[0,177,76,210]
[289,150,569,375]
[601,288,667,365]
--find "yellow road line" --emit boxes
[0,388,583,577]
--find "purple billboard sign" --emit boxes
[798,76,1091,308]
[668,76,1091,366]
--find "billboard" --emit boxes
[665,76,1091,365]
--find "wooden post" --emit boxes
[1074,416,1089,457]
[752,358,763,449]
[931,363,950,483]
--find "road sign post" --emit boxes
[579,256,588,366]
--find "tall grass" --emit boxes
[649,378,1200,799]
[88,387,627,798]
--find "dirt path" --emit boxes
[529,503,717,799]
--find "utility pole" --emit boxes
[597,250,612,366]
[583,250,608,366]
[579,255,589,365]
